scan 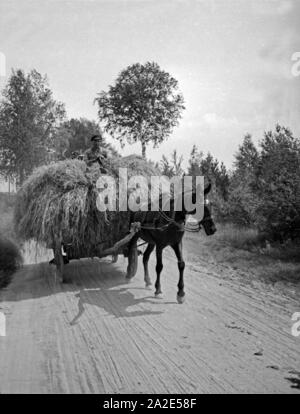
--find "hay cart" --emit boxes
[52,222,141,283]
[14,156,159,284]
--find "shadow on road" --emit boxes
[1,258,166,321]
[70,286,164,323]
[66,259,166,321]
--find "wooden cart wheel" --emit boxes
[53,237,71,284]
[54,244,64,283]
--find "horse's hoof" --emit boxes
[62,277,72,284]
[126,269,135,279]
[125,277,132,284]
[155,292,163,299]
[145,282,152,289]
[177,295,185,304]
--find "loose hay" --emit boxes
[14,155,160,259]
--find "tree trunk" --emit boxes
[141,141,146,159]
[19,168,25,187]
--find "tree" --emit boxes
[160,155,174,178]
[187,145,230,221]
[218,162,230,201]
[187,145,203,176]
[187,146,229,195]
[254,125,300,239]
[170,150,184,177]
[234,133,259,174]
[225,134,259,225]
[160,150,184,177]
[227,126,300,238]
[95,62,185,159]
[0,69,65,184]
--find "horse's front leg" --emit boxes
[143,243,155,288]
[154,245,163,297]
[172,241,185,304]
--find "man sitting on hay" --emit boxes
[84,134,108,173]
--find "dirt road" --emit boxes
[0,234,299,393]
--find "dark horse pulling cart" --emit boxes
[125,182,216,303]
[52,182,216,303]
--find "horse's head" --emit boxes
[185,182,216,235]
[199,183,217,236]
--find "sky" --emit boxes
[0,0,299,169]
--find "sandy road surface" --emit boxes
[0,234,299,394]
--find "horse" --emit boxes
[124,182,216,303]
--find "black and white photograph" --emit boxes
[0,0,299,396]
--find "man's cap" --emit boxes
[91,134,102,142]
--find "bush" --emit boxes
[253,126,300,240]
[226,126,300,242]
[0,236,22,288]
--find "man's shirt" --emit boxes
[84,147,107,166]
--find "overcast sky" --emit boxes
[0,0,299,168]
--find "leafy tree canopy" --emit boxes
[0,69,65,184]
[95,62,185,158]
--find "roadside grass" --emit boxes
[187,222,300,287]
[211,223,265,251]
[210,223,300,263]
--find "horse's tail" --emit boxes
[125,233,139,279]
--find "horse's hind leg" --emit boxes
[143,243,155,288]
[171,241,185,304]
[154,246,163,297]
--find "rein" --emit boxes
[94,209,203,249]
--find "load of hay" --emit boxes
[14,155,160,259]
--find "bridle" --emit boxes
[137,190,213,233]
[138,207,204,233]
